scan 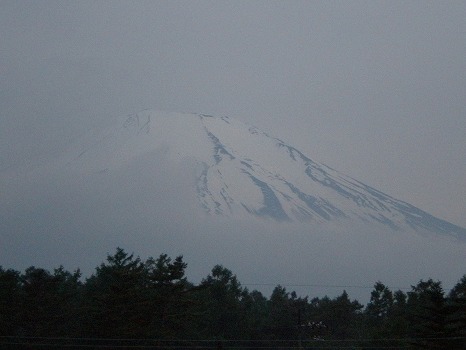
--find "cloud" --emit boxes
[1,1,466,304]
[1,148,465,303]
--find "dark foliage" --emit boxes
[0,248,465,349]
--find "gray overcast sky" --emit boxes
[1,0,466,228]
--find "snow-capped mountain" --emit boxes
[65,110,466,238]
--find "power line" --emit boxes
[1,335,465,342]
[241,283,412,290]
[0,343,413,349]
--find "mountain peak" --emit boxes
[67,110,466,239]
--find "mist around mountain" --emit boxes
[1,110,465,302]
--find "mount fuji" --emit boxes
[63,110,465,239]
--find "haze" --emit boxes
[1,1,466,301]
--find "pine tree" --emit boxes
[83,248,146,338]
[447,275,466,350]
[143,253,193,338]
[407,279,448,349]
[0,267,22,336]
[267,285,296,341]
[198,265,246,339]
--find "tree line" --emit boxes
[1,247,465,349]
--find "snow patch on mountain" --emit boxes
[64,110,466,239]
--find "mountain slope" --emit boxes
[65,110,466,238]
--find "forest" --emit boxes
[1,247,465,349]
